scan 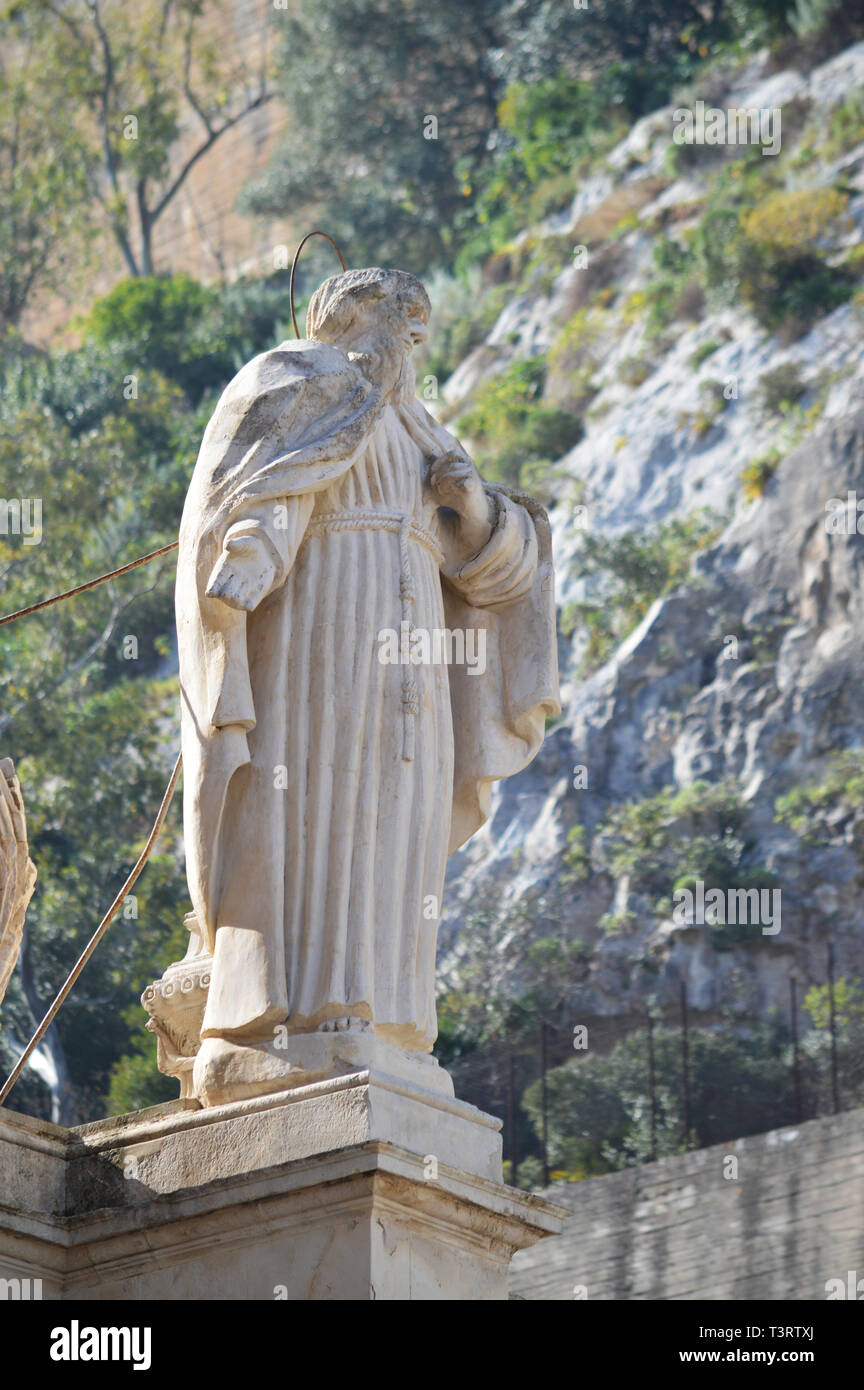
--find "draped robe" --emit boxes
[176,339,559,1054]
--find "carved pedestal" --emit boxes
[141,914,211,1099]
[0,1074,565,1300]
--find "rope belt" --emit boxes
[305,508,444,762]
[305,508,443,561]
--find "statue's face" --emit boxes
[333,287,428,397]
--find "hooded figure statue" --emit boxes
[174,267,559,1105]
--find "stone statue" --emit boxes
[169,267,559,1105]
[0,759,36,1007]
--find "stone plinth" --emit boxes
[0,1070,564,1300]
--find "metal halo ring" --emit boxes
[289,231,347,338]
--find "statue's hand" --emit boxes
[205,536,279,613]
[429,450,497,557]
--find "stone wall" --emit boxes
[510,1109,864,1301]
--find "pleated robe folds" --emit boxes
[176,339,559,1053]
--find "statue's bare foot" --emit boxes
[318,1016,373,1033]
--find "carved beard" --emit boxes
[346,336,414,404]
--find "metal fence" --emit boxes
[490,942,860,1187]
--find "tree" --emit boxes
[496,0,795,88]
[523,1018,802,1178]
[0,270,295,1123]
[0,387,191,1122]
[6,0,274,277]
[242,0,506,272]
[0,41,91,328]
[244,0,804,277]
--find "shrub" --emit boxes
[618,356,654,388]
[683,378,731,438]
[544,321,604,413]
[791,0,847,37]
[742,187,849,256]
[573,510,723,672]
[597,776,778,944]
[736,188,854,331]
[415,269,508,384]
[775,749,864,845]
[804,976,864,1030]
[689,338,722,370]
[820,88,864,160]
[756,361,808,415]
[672,277,706,322]
[522,1017,802,1178]
[561,825,591,884]
[597,779,751,904]
[0,339,128,434]
[693,203,750,302]
[80,274,225,398]
[78,273,294,401]
[545,308,608,411]
[458,357,583,487]
[458,70,629,269]
[740,448,782,499]
[627,237,700,338]
[597,909,639,935]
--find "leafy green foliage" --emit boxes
[561,826,591,885]
[464,72,629,260]
[78,274,293,403]
[414,270,509,387]
[775,750,864,846]
[0,42,91,327]
[247,0,809,276]
[522,1017,806,1177]
[597,780,753,907]
[0,387,190,1121]
[457,358,583,488]
[804,975,864,1029]
[241,0,507,273]
[740,448,782,500]
[677,378,732,438]
[0,269,292,1123]
[693,180,854,334]
[819,87,864,158]
[571,511,723,672]
[756,361,809,415]
[689,338,723,369]
[737,187,854,331]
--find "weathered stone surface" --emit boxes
[510,1108,864,1301]
[0,759,36,1006]
[169,265,559,1107]
[191,1029,456,1107]
[438,42,864,1050]
[0,1078,564,1300]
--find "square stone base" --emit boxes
[0,1070,564,1300]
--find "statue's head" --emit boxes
[306,268,430,399]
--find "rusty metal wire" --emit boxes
[0,750,182,1109]
[289,230,347,338]
[0,541,183,1105]
[0,541,179,628]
